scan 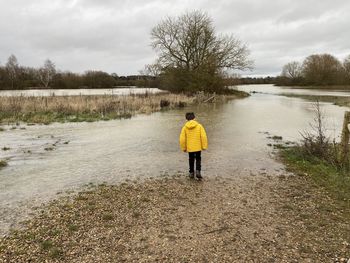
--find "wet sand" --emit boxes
[1,174,349,262]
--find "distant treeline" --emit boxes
[0,54,273,90]
[276,53,350,86]
[228,76,277,85]
[0,54,158,90]
[5,53,349,90]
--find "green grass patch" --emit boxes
[48,229,61,237]
[273,144,287,149]
[132,211,141,218]
[75,194,88,201]
[67,224,78,232]
[49,247,63,259]
[140,197,151,203]
[24,232,36,241]
[221,88,250,97]
[101,213,114,221]
[39,240,63,259]
[281,146,350,205]
[40,240,54,250]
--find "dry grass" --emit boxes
[0,91,245,124]
[0,93,193,124]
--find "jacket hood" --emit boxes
[185,120,198,129]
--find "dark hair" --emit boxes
[185,112,195,120]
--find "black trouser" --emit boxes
[188,151,201,173]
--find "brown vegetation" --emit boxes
[0,92,244,124]
[0,93,193,124]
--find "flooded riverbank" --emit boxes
[0,93,193,124]
[236,84,350,97]
[0,84,349,235]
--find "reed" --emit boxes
[0,93,193,124]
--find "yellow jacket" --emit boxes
[179,120,208,152]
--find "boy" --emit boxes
[179,112,208,179]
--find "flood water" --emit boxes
[0,84,349,235]
[237,84,350,97]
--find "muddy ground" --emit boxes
[0,173,349,262]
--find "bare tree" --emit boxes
[140,63,162,77]
[150,11,252,92]
[300,100,330,158]
[281,61,302,79]
[302,54,343,85]
[344,55,350,82]
[37,59,56,88]
[5,54,19,89]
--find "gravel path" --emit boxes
[1,174,349,262]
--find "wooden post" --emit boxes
[340,111,350,164]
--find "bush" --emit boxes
[300,101,349,170]
[0,160,8,168]
[160,99,170,108]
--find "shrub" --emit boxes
[160,99,170,108]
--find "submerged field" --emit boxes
[0,93,192,124]
[0,91,245,124]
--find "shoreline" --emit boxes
[275,85,350,90]
[278,93,350,108]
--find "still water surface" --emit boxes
[237,85,350,97]
[0,84,349,235]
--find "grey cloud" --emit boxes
[0,0,349,76]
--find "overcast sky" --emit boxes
[0,0,349,77]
